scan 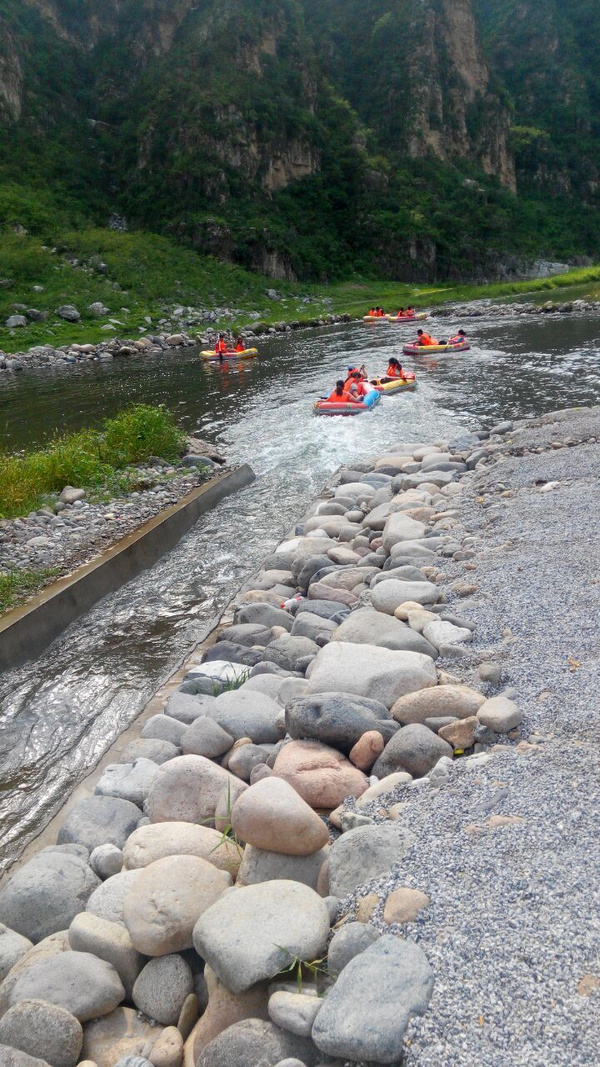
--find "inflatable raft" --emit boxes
[386,312,427,322]
[314,390,381,416]
[200,348,258,361]
[403,341,470,355]
[362,315,389,323]
[370,374,416,394]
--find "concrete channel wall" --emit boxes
[0,464,256,673]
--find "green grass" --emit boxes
[0,568,61,614]
[0,404,186,519]
[2,227,600,355]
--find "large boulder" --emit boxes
[122,822,241,878]
[0,925,33,981]
[183,965,270,1063]
[81,1007,161,1067]
[217,624,273,647]
[381,514,427,551]
[0,853,99,944]
[132,955,193,1025]
[123,855,231,956]
[180,718,234,758]
[261,636,318,672]
[68,913,143,999]
[312,936,434,1062]
[477,695,523,733]
[141,715,186,746]
[330,608,437,658]
[234,604,293,631]
[118,739,179,765]
[285,693,395,753]
[94,760,160,808]
[197,1019,318,1067]
[391,684,485,724]
[57,796,142,852]
[86,871,140,926]
[327,924,380,977]
[305,643,437,709]
[272,740,368,809]
[6,951,124,1021]
[164,692,216,725]
[193,881,330,993]
[235,845,328,891]
[0,1000,83,1067]
[371,579,440,614]
[328,825,415,897]
[145,755,247,825]
[372,723,452,779]
[230,777,328,855]
[203,691,283,744]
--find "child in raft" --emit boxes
[345,371,374,400]
[234,336,245,351]
[447,329,467,345]
[378,357,407,382]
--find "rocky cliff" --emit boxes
[0,0,597,281]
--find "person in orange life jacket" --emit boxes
[344,365,367,388]
[234,336,245,352]
[385,357,404,379]
[346,371,372,399]
[215,334,228,355]
[448,329,466,345]
[415,329,438,346]
[396,307,406,318]
[406,306,416,318]
[326,379,360,404]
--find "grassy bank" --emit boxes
[1,228,600,354]
[0,404,185,519]
[0,568,61,614]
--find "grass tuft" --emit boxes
[0,568,61,614]
[0,404,186,519]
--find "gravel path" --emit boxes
[341,406,600,1066]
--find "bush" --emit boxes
[0,405,185,519]
[102,404,186,465]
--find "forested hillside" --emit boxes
[0,0,598,283]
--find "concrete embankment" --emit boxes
[0,408,598,1067]
[0,465,255,673]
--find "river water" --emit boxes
[1,311,599,873]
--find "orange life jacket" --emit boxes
[418,333,435,346]
[448,335,464,345]
[386,364,402,378]
[235,342,244,351]
[327,388,347,403]
[216,339,227,353]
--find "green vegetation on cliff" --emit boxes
[0,0,598,289]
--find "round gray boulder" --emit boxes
[284,693,396,754]
[0,999,83,1067]
[0,853,99,944]
[0,925,33,981]
[7,951,124,1021]
[57,796,142,852]
[197,1019,317,1067]
[132,954,193,1024]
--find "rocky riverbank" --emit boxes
[0,315,352,373]
[0,437,226,603]
[0,407,598,1067]
[434,296,600,318]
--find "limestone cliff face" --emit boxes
[0,27,23,124]
[303,0,515,190]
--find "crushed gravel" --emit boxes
[337,407,600,1066]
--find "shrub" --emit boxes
[0,405,185,519]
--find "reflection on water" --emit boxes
[1,313,599,872]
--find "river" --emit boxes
[1,310,599,874]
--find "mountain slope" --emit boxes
[0,0,598,283]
